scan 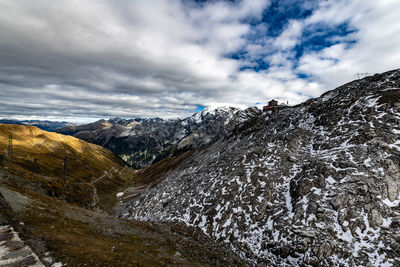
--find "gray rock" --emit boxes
[2,255,37,267]
[1,248,31,260]
[386,179,399,202]
[0,232,13,241]
[314,240,335,260]
[3,240,24,251]
[370,209,383,228]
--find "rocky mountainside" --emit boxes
[57,107,261,168]
[0,119,75,132]
[119,69,400,266]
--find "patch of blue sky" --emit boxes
[215,0,358,75]
[294,22,358,59]
[185,104,206,115]
[259,0,318,37]
[239,60,270,72]
[225,0,320,71]
[232,20,357,73]
[296,73,308,79]
[195,104,206,112]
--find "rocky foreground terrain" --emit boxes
[57,107,261,168]
[0,169,244,266]
[119,69,400,266]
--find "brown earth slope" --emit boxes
[0,124,134,210]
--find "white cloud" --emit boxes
[297,0,400,88]
[273,20,303,50]
[0,0,399,122]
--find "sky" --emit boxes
[0,0,400,123]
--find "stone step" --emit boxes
[0,225,45,267]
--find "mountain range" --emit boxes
[57,106,261,168]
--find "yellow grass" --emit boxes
[0,124,134,210]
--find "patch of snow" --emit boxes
[222,214,232,228]
[285,185,293,218]
[364,157,372,167]
[340,229,353,243]
[388,140,400,151]
[118,126,133,137]
[273,230,280,241]
[365,96,380,108]
[375,109,386,119]
[267,217,274,230]
[198,215,207,228]
[381,218,392,228]
[326,176,336,184]
[382,193,400,207]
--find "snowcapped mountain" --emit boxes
[118,69,400,266]
[57,106,261,168]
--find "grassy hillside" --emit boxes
[0,124,134,210]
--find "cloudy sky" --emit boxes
[1,0,400,122]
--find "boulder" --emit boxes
[370,209,383,228]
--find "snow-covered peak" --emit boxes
[190,106,241,124]
[201,105,240,115]
[108,117,131,125]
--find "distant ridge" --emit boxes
[0,118,76,132]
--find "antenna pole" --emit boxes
[355,72,370,79]
[33,158,38,173]
[63,157,67,179]
[8,135,12,169]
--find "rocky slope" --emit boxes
[119,69,400,266]
[57,107,261,168]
